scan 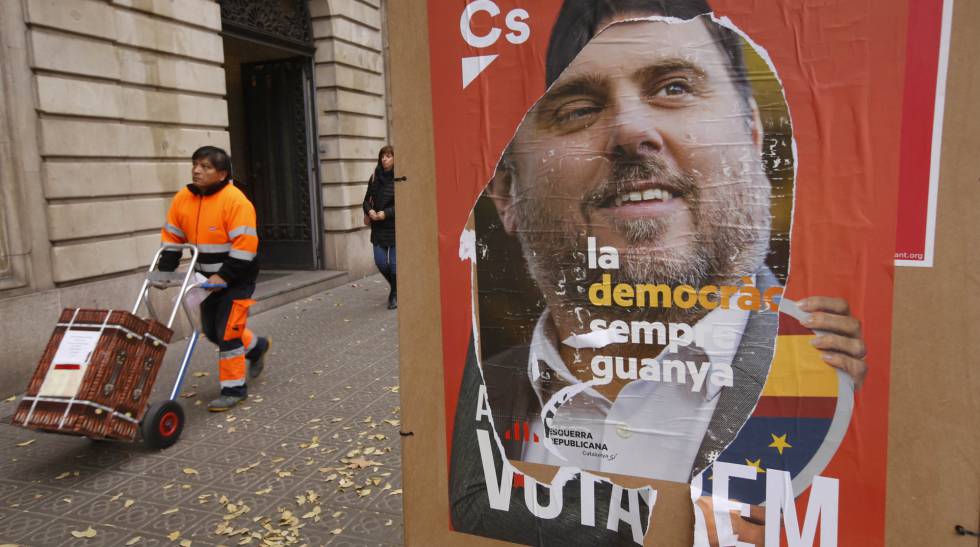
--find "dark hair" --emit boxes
[377,145,394,166]
[191,146,232,180]
[545,0,752,106]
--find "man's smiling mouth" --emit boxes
[613,187,676,207]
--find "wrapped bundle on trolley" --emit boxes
[10,244,216,449]
[12,310,172,441]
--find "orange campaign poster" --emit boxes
[427,1,905,545]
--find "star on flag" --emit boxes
[768,433,793,455]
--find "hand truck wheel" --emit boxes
[141,400,184,449]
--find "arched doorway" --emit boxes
[220,0,322,270]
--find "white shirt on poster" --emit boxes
[521,290,752,481]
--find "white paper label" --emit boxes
[38,330,102,398]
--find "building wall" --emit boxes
[0,0,390,396]
[0,0,231,394]
[27,0,230,283]
[312,0,387,277]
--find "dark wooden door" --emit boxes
[241,57,319,270]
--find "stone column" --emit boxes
[311,0,388,277]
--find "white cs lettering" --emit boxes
[460,1,530,48]
[505,8,530,44]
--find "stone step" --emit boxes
[251,269,350,316]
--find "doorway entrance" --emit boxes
[221,5,321,271]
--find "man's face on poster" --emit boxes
[496,18,773,295]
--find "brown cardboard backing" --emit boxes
[392,0,980,544]
[885,0,980,543]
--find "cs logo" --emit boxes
[460,1,529,88]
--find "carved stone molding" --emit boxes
[219,0,314,52]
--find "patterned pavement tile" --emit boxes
[168,440,227,464]
[70,445,141,471]
[0,480,25,503]
[0,508,50,543]
[143,458,232,485]
[43,517,130,546]
[238,466,311,496]
[112,474,203,507]
[141,505,212,539]
[367,487,405,516]
[71,468,136,495]
[62,495,124,523]
[337,508,404,544]
[27,489,95,518]
[108,452,172,474]
[107,532,185,547]
[102,499,173,530]
[0,276,403,545]
[226,431,285,453]
[2,484,66,512]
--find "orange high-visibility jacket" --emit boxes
[160,180,260,285]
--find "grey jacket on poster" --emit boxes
[448,270,779,545]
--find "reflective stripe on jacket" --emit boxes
[160,180,260,285]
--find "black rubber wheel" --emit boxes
[141,400,184,450]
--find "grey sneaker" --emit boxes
[247,337,271,379]
[208,394,246,412]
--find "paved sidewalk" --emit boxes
[0,275,402,547]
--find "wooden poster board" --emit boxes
[391,1,980,545]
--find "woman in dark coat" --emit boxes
[363,145,397,309]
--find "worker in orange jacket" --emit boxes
[159,146,270,411]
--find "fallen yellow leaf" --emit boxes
[179,540,192,547]
[182,468,199,475]
[167,531,180,541]
[70,526,97,538]
[162,507,179,515]
[389,489,403,495]
[15,440,35,447]
[124,499,135,508]
[346,457,383,469]
[125,536,141,545]
[330,529,343,535]
[235,461,260,474]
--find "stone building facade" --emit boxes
[0,0,389,393]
